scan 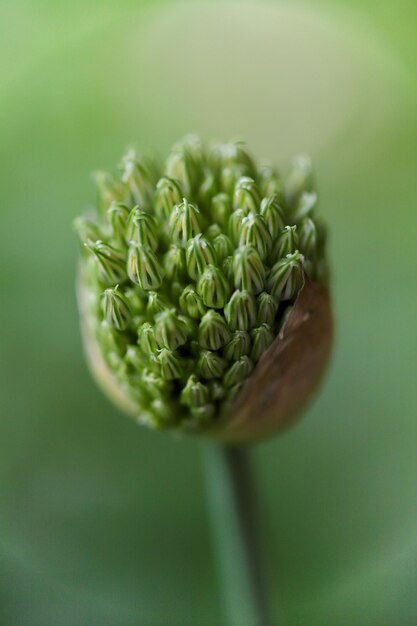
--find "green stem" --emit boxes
[204,444,271,626]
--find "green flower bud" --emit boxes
[177,314,197,339]
[98,320,128,358]
[150,398,174,423]
[179,285,207,319]
[157,348,183,381]
[154,177,183,222]
[260,195,285,239]
[228,209,247,246]
[250,324,275,361]
[101,285,132,331]
[163,245,187,284]
[212,233,233,263]
[225,382,245,404]
[197,265,230,309]
[197,350,227,379]
[223,330,251,361]
[125,345,145,371]
[239,213,272,261]
[137,322,158,354]
[124,287,146,314]
[169,198,202,245]
[267,251,304,301]
[74,216,102,247]
[299,217,317,258]
[233,245,265,294]
[198,310,231,350]
[234,176,261,213]
[154,308,189,350]
[77,136,331,440]
[224,290,257,331]
[92,171,127,211]
[215,142,256,177]
[142,368,173,400]
[285,154,314,208]
[199,170,216,206]
[165,140,197,195]
[222,255,235,283]
[127,243,164,290]
[211,192,232,227]
[206,223,222,241]
[121,150,156,207]
[258,165,284,200]
[256,292,278,326]
[269,225,298,264]
[189,404,215,423]
[146,291,170,317]
[224,356,254,388]
[85,240,126,284]
[107,202,130,245]
[181,375,210,407]
[186,234,217,280]
[292,191,318,223]
[209,380,226,402]
[126,208,159,249]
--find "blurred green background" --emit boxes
[1,1,416,624]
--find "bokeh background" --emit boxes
[1,1,416,624]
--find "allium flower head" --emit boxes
[76,136,332,442]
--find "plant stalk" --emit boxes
[204,444,271,626]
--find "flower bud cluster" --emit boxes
[76,136,327,431]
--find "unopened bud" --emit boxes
[138,322,158,354]
[163,245,187,284]
[179,285,207,319]
[258,165,284,200]
[260,195,285,239]
[228,209,247,246]
[197,350,227,379]
[101,285,132,331]
[121,150,156,207]
[224,356,254,388]
[157,348,183,381]
[154,177,183,222]
[74,216,102,246]
[93,171,127,211]
[213,233,233,263]
[126,208,159,249]
[234,177,260,212]
[154,308,189,350]
[233,245,265,294]
[250,324,275,361]
[267,251,304,301]
[224,290,257,331]
[107,202,130,245]
[169,198,202,245]
[299,217,317,259]
[239,213,272,261]
[186,235,217,280]
[285,154,314,208]
[181,375,210,407]
[85,240,126,284]
[146,291,170,318]
[256,292,278,326]
[198,310,231,350]
[211,192,232,226]
[269,225,298,263]
[197,265,230,309]
[127,243,164,290]
[223,330,251,361]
